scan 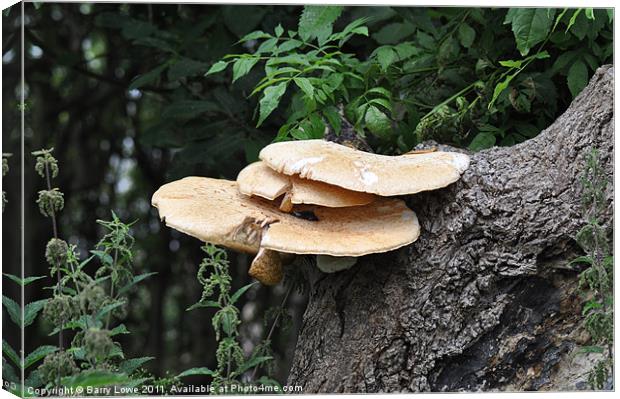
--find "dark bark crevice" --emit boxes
[287,65,614,392]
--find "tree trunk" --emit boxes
[287,65,614,392]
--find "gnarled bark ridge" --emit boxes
[287,65,614,392]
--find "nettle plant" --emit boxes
[570,149,613,390]
[2,149,156,393]
[207,6,612,154]
[177,244,289,392]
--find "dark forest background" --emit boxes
[2,2,613,391]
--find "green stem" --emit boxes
[249,285,293,382]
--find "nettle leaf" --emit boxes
[230,282,257,305]
[505,8,555,56]
[364,105,391,137]
[110,324,130,336]
[119,357,155,375]
[232,57,260,83]
[2,295,21,326]
[3,339,20,368]
[468,131,496,150]
[293,77,314,99]
[205,60,228,76]
[62,371,130,389]
[458,23,476,48]
[236,356,273,375]
[177,367,216,378]
[24,345,58,369]
[567,60,588,98]
[298,5,343,44]
[24,299,48,327]
[3,273,46,287]
[257,81,288,127]
[117,272,157,296]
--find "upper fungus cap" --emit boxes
[237,161,376,208]
[259,139,470,196]
[151,177,420,257]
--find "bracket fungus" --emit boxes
[237,161,376,211]
[259,139,470,196]
[152,177,420,285]
[152,140,470,286]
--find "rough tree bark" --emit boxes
[287,66,614,392]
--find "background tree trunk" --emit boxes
[287,65,614,392]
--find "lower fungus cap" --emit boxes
[151,177,421,257]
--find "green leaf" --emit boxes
[336,17,370,46]
[257,81,288,127]
[505,8,555,56]
[322,106,341,135]
[187,300,221,311]
[232,57,260,83]
[2,295,21,326]
[584,8,595,20]
[458,23,476,48]
[61,371,130,389]
[236,356,273,375]
[24,345,57,369]
[24,299,48,327]
[372,22,415,45]
[367,87,392,99]
[468,131,496,150]
[117,272,157,296]
[205,60,228,76]
[499,59,523,68]
[238,30,271,43]
[161,100,219,120]
[569,255,593,266]
[279,39,303,53]
[119,357,155,375]
[376,46,397,72]
[230,282,257,305]
[3,339,20,368]
[489,73,517,108]
[364,105,391,137]
[293,77,314,99]
[256,38,278,54]
[298,6,343,44]
[567,60,588,98]
[368,98,393,113]
[275,24,284,37]
[582,299,602,315]
[128,64,167,90]
[565,9,582,34]
[177,367,216,378]
[96,300,126,321]
[579,345,604,354]
[168,58,207,81]
[110,324,130,336]
[3,273,46,287]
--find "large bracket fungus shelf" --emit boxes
[151,140,470,285]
